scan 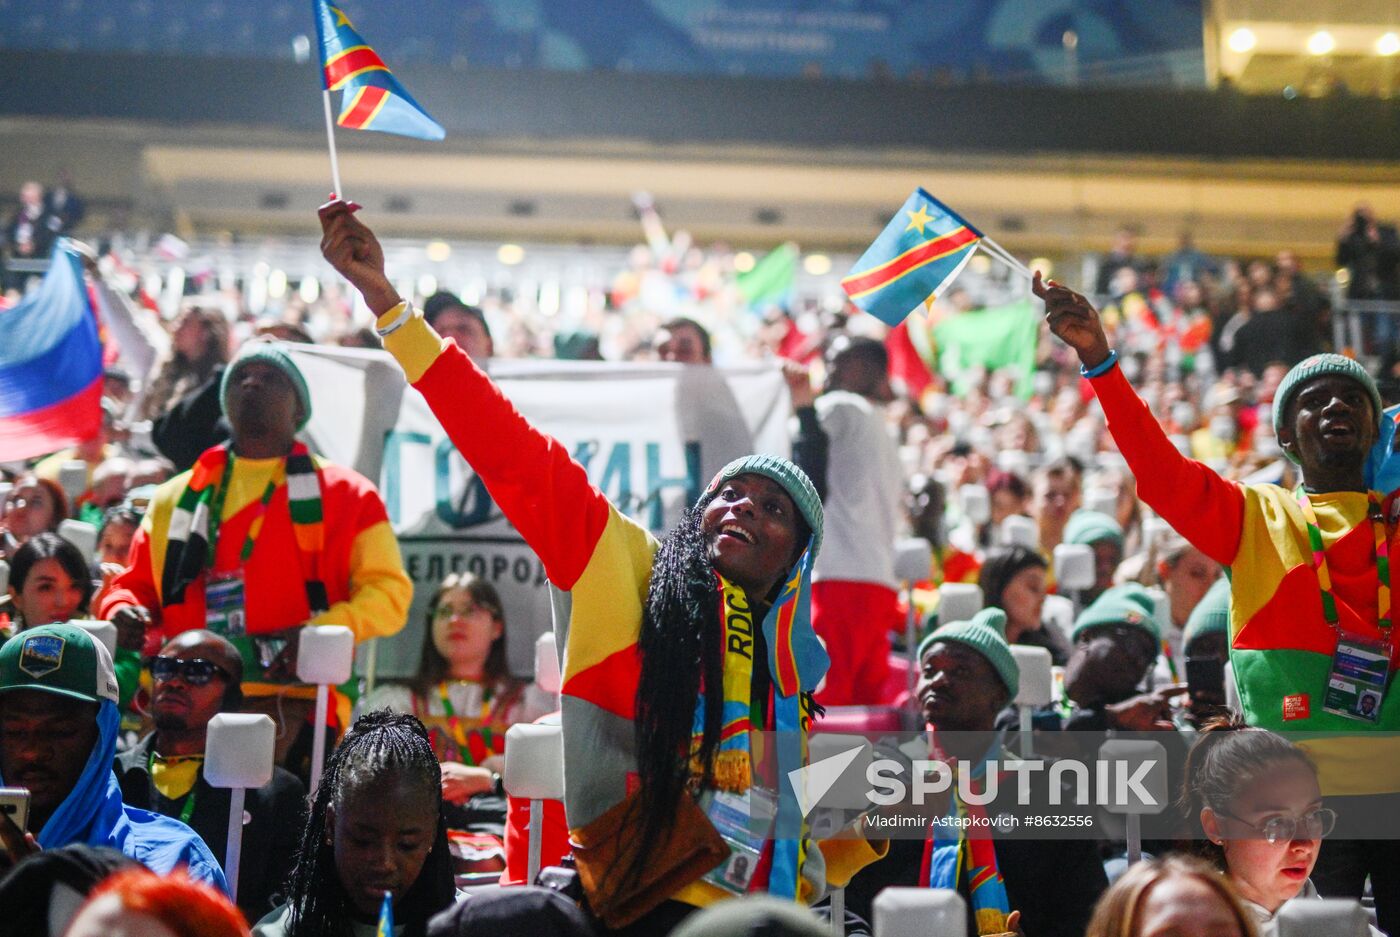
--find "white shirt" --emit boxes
[1240,879,1384,937]
[811,391,903,588]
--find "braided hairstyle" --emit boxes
[282,710,455,937]
[628,494,811,889]
[628,504,723,889]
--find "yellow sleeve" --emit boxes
[378,302,448,383]
[309,518,412,642]
[818,833,889,889]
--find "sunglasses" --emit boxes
[148,656,233,686]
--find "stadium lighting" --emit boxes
[1030,257,1053,278]
[1378,33,1400,56]
[426,240,451,262]
[1307,30,1336,56]
[803,253,832,275]
[497,243,525,265]
[733,251,756,273]
[267,268,288,299]
[1226,27,1256,54]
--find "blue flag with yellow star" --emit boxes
[842,189,982,326]
[313,0,445,141]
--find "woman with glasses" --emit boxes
[361,574,552,836]
[1181,718,1376,936]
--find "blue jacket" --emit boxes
[1,700,227,891]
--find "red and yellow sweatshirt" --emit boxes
[1092,365,1400,796]
[376,303,883,908]
[99,453,411,697]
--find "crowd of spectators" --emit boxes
[0,191,1396,937]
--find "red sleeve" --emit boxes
[98,526,162,619]
[1090,364,1244,566]
[412,345,612,590]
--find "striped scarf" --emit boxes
[691,539,827,900]
[921,733,1013,935]
[161,442,326,608]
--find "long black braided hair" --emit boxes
[627,494,811,889]
[282,710,455,937]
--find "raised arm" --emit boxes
[1035,272,1244,566]
[318,200,611,589]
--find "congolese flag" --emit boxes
[842,189,982,326]
[0,243,102,461]
[377,890,394,937]
[313,0,445,141]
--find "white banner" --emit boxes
[289,345,792,680]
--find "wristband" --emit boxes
[375,300,414,338]
[1079,349,1118,379]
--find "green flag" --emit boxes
[737,243,798,306]
[931,298,1039,398]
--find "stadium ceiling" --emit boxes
[5,116,1399,263]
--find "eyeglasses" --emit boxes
[148,656,233,686]
[1217,807,1337,844]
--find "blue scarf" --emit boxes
[0,700,122,849]
[691,541,827,900]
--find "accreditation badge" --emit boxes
[699,787,776,895]
[204,570,247,637]
[1322,632,1391,724]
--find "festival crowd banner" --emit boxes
[288,345,791,682]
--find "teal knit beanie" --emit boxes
[1183,577,1231,649]
[1072,584,1162,643]
[221,341,312,430]
[916,607,1020,698]
[1272,354,1382,463]
[703,455,824,557]
[1065,510,1125,548]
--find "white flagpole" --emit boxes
[980,235,1035,281]
[321,89,345,198]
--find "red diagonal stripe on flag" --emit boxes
[339,86,389,129]
[841,226,980,299]
[774,600,799,696]
[324,45,388,90]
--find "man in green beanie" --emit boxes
[1063,586,1185,732]
[1063,509,1125,603]
[100,339,412,774]
[845,607,1108,937]
[1039,274,1400,930]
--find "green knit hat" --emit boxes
[1065,510,1124,547]
[1272,354,1382,462]
[220,341,313,430]
[917,607,1020,698]
[1072,584,1161,643]
[1184,577,1231,649]
[0,623,119,705]
[703,455,824,557]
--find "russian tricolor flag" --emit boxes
[0,243,103,461]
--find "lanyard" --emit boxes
[206,454,283,566]
[1295,488,1392,633]
[147,752,198,824]
[1161,640,1179,683]
[436,682,495,766]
